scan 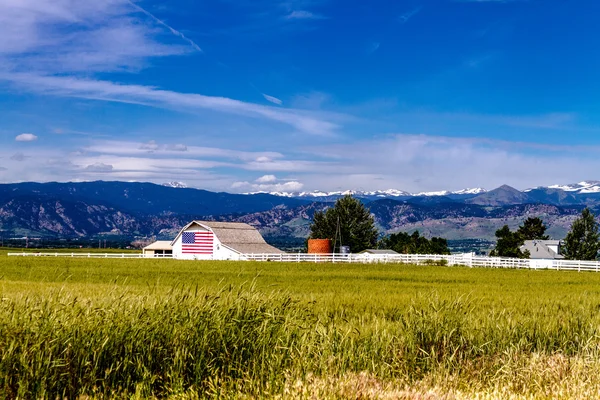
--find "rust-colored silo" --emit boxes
[308,239,332,254]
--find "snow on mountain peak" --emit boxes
[452,188,487,195]
[264,187,487,198]
[547,181,600,193]
[162,181,188,189]
[415,190,451,197]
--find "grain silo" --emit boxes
[307,238,332,254]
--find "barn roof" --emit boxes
[171,220,284,254]
[143,240,173,250]
[520,240,564,260]
[358,249,399,255]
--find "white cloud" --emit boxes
[3,133,600,194]
[15,133,38,142]
[0,0,340,137]
[85,140,283,161]
[84,162,113,172]
[0,0,186,73]
[0,73,339,136]
[232,180,304,193]
[139,140,160,151]
[262,94,283,105]
[165,144,188,151]
[284,134,600,192]
[255,174,277,183]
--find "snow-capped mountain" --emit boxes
[162,181,188,189]
[547,181,600,194]
[452,188,488,195]
[264,187,487,199]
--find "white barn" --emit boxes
[171,220,283,260]
[142,240,173,258]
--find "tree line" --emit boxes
[308,195,600,260]
[491,208,600,260]
[308,195,449,254]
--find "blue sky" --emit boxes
[1,0,600,193]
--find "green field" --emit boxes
[2,251,600,398]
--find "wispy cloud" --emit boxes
[367,42,381,54]
[398,6,422,24]
[262,94,283,105]
[0,0,185,73]
[0,73,339,135]
[126,0,203,52]
[0,0,340,136]
[285,10,326,20]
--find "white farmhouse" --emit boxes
[171,220,283,260]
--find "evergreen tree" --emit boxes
[378,231,450,254]
[490,225,529,258]
[517,217,549,240]
[562,208,600,260]
[309,195,378,253]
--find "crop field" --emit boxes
[2,251,600,398]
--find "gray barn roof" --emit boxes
[172,221,283,254]
[520,240,564,259]
[358,249,399,255]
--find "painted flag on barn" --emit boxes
[181,231,214,254]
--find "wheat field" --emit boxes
[1,250,600,398]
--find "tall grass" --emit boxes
[2,285,600,398]
[3,256,600,397]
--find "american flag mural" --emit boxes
[181,231,214,254]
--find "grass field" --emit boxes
[2,250,600,398]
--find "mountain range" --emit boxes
[256,181,600,205]
[1,181,599,251]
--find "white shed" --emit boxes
[142,241,173,258]
[171,221,284,260]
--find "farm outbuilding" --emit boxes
[358,249,399,255]
[142,241,173,258]
[520,240,564,260]
[171,221,283,260]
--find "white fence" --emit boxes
[6,252,172,259]
[241,252,600,272]
[7,251,600,272]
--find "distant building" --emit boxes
[142,241,173,258]
[358,249,399,255]
[171,221,283,260]
[520,240,564,260]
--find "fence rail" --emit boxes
[241,253,600,272]
[7,251,600,272]
[6,252,172,259]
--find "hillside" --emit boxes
[0,181,594,250]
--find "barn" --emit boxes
[170,220,284,260]
[142,240,173,258]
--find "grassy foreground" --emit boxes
[2,253,600,398]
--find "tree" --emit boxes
[309,195,378,253]
[517,217,549,240]
[489,225,529,258]
[377,231,450,255]
[562,208,600,260]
